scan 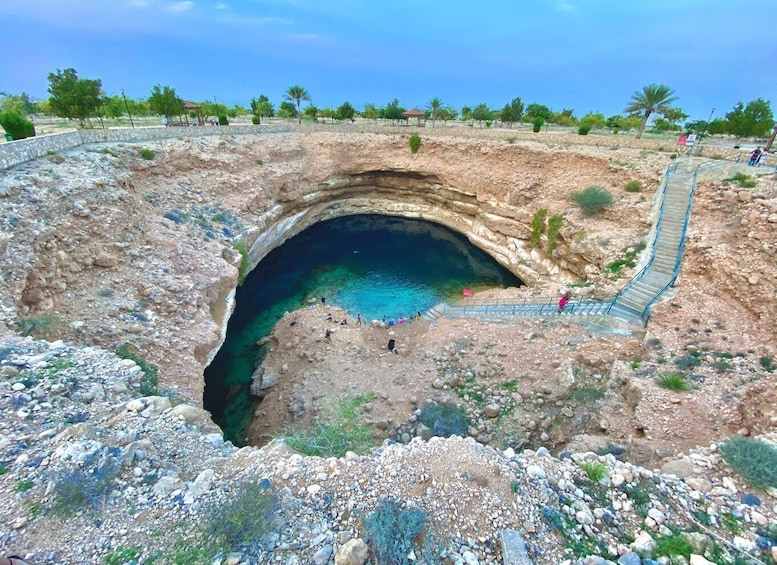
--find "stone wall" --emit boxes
[0,125,286,170]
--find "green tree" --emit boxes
[524,103,553,122]
[0,111,35,140]
[500,97,524,127]
[103,96,126,120]
[47,68,103,127]
[1,92,36,116]
[553,108,578,127]
[383,98,405,122]
[250,95,274,122]
[624,83,678,139]
[284,84,311,124]
[662,107,688,126]
[362,103,380,121]
[336,101,355,121]
[461,106,472,122]
[148,84,184,118]
[439,106,458,122]
[606,114,624,130]
[277,101,297,119]
[707,118,727,135]
[725,99,775,138]
[580,112,606,129]
[651,117,681,132]
[472,103,491,126]
[427,97,443,127]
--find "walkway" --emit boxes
[426,158,721,330]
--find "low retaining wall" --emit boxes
[0,125,281,170]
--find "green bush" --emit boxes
[624,179,642,192]
[418,402,470,438]
[571,387,606,403]
[281,394,376,457]
[759,356,775,372]
[532,117,544,133]
[16,315,60,339]
[530,208,548,248]
[139,148,155,160]
[363,498,429,565]
[251,115,260,125]
[218,114,229,125]
[570,186,614,214]
[409,133,421,153]
[49,456,121,516]
[656,372,691,391]
[653,531,693,560]
[719,436,777,489]
[674,354,701,369]
[726,173,756,188]
[115,343,159,396]
[204,479,276,561]
[104,545,141,565]
[580,461,607,482]
[546,214,563,256]
[578,124,591,135]
[0,111,35,140]
[232,241,249,286]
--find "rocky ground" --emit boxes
[0,129,776,564]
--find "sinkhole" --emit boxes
[203,214,524,445]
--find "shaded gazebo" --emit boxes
[183,101,204,126]
[402,108,426,126]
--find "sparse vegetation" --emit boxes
[49,456,121,516]
[656,372,692,391]
[104,545,141,565]
[115,343,159,396]
[580,461,607,482]
[570,186,614,214]
[203,479,276,561]
[546,214,563,255]
[653,529,693,560]
[139,148,155,160]
[719,436,777,489]
[624,179,642,192]
[532,117,544,132]
[759,355,775,372]
[363,498,432,565]
[15,315,61,339]
[233,240,249,286]
[571,387,606,403]
[281,393,376,457]
[409,133,421,153]
[578,123,591,135]
[725,172,756,188]
[530,208,547,248]
[255,158,263,165]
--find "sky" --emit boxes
[2,0,776,122]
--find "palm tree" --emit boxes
[427,97,443,128]
[284,85,311,125]
[625,84,678,139]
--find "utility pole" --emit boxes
[121,89,134,128]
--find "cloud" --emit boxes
[556,2,575,13]
[168,1,193,12]
[215,2,227,8]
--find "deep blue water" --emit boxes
[203,214,523,445]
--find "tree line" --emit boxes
[0,68,774,143]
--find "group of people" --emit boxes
[749,147,769,167]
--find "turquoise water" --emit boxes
[203,214,524,445]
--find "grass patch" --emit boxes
[725,172,756,188]
[281,393,377,457]
[656,372,692,391]
[104,545,141,565]
[719,436,777,489]
[418,402,470,438]
[139,148,155,160]
[255,158,263,165]
[580,461,607,482]
[570,186,614,214]
[759,356,775,372]
[546,214,563,256]
[571,387,606,403]
[232,241,249,286]
[653,530,693,560]
[530,208,547,248]
[203,479,276,561]
[16,478,34,493]
[15,315,61,339]
[115,343,159,396]
[624,179,642,192]
[674,354,701,369]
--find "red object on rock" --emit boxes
[462,289,474,297]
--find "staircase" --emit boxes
[427,158,704,329]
